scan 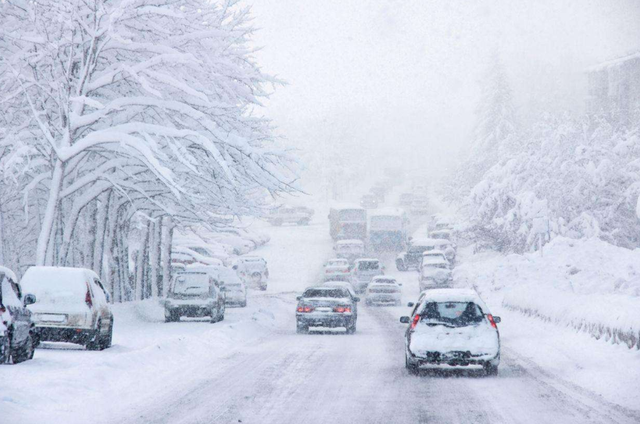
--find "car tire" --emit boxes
[100,321,113,349]
[219,303,225,322]
[484,363,498,377]
[0,334,10,364]
[12,332,34,363]
[396,259,406,272]
[85,323,103,351]
[165,310,178,323]
[346,320,357,334]
[260,285,267,291]
[406,355,419,375]
[240,299,247,308]
[296,322,309,334]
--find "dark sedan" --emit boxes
[296,287,360,334]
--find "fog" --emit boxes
[246,0,640,183]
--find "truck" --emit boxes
[368,208,408,251]
[329,205,367,241]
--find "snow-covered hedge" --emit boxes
[456,237,640,349]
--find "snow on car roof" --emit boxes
[418,289,489,309]
[0,266,17,282]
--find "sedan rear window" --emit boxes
[357,261,380,271]
[421,302,484,327]
[172,274,211,294]
[304,288,348,298]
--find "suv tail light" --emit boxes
[85,286,93,309]
[410,314,420,330]
[334,306,351,313]
[297,306,314,313]
[487,314,497,329]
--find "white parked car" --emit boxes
[323,259,351,282]
[187,265,247,307]
[22,267,113,350]
[419,258,452,291]
[233,256,269,290]
[266,205,314,226]
[164,271,226,322]
[365,277,402,306]
[420,250,449,267]
[401,289,501,376]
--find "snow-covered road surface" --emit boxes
[3,215,640,424]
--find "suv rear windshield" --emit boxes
[172,274,211,295]
[357,261,380,271]
[420,302,484,327]
[304,288,348,298]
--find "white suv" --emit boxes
[22,267,113,350]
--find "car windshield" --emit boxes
[357,261,380,271]
[189,247,210,256]
[338,209,366,222]
[303,288,348,298]
[373,279,395,285]
[421,302,484,327]
[172,274,210,294]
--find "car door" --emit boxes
[2,276,29,345]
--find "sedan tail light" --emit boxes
[0,306,6,314]
[334,306,351,313]
[297,306,314,313]
[487,314,497,329]
[410,314,420,330]
[85,285,93,309]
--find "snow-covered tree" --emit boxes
[0,0,297,299]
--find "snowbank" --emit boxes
[455,237,640,349]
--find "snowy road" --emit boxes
[3,214,640,424]
[127,221,639,424]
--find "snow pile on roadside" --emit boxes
[455,237,640,349]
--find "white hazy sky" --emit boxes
[244,0,640,180]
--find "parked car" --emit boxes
[22,266,113,350]
[266,205,314,226]
[296,286,359,334]
[400,289,501,376]
[233,256,269,290]
[187,264,247,307]
[333,239,365,264]
[419,258,453,291]
[164,271,226,322]
[323,259,351,282]
[0,266,36,363]
[420,250,449,268]
[365,276,402,306]
[351,258,384,293]
[360,194,379,209]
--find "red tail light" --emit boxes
[334,306,351,313]
[0,306,6,314]
[487,314,497,329]
[297,306,313,313]
[85,287,93,308]
[410,314,420,330]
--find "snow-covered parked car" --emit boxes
[421,250,449,267]
[351,258,384,293]
[164,271,226,322]
[365,276,402,306]
[233,256,269,290]
[323,258,351,282]
[1,266,37,364]
[171,245,226,267]
[419,258,452,291]
[333,239,365,264]
[266,205,314,226]
[187,265,247,307]
[401,289,501,376]
[296,286,359,334]
[22,266,113,350]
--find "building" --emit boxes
[586,52,640,124]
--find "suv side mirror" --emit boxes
[399,316,410,324]
[296,296,302,301]
[232,265,238,270]
[354,297,360,302]
[24,294,36,306]
[407,302,414,307]
[493,316,501,324]
[105,292,111,303]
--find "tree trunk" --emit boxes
[149,219,161,298]
[36,160,64,265]
[134,222,150,301]
[161,216,174,297]
[0,202,5,265]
